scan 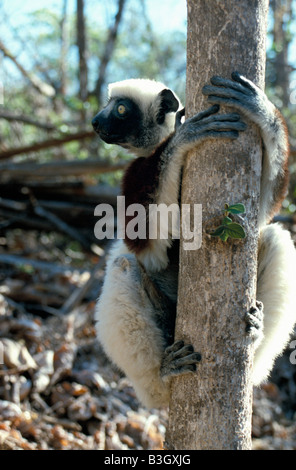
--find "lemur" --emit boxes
[92,72,296,408]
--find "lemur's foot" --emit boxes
[245,301,264,341]
[160,340,201,381]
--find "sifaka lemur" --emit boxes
[92,72,296,408]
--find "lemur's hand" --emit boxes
[175,103,247,147]
[202,72,275,126]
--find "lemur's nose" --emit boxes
[92,115,100,132]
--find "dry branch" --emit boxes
[0,40,56,98]
[93,0,126,101]
[0,130,94,160]
[60,258,105,314]
[0,254,86,274]
[29,192,93,251]
[77,0,88,104]
[0,109,56,130]
[0,158,127,181]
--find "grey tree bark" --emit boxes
[165,0,269,450]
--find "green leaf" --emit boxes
[222,216,232,225]
[210,226,225,237]
[227,203,246,215]
[224,222,246,239]
[219,231,229,242]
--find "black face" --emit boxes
[92,98,143,146]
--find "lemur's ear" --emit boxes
[156,89,179,124]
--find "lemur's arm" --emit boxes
[122,105,246,271]
[202,72,289,227]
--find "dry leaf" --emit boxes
[33,350,54,393]
[0,400,22,419]
[0,338,37,370]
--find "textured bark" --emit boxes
[166,0,269,450]
[77,0,88,103]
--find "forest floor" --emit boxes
[0,226,296,450]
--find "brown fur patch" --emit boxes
[121,137,172,253]
[269,109,290,221]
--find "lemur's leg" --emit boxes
[95,241,201,408]
[202,72,289,226]
[252,223,296,385]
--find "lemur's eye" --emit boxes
[117,104,126,115]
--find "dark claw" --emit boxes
[245,301,264,339]
[160,340,201,380]
[232,71,243,82]
[165,340,185,354]
[231,71,255,93]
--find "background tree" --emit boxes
[269,0,293,108]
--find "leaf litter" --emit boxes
[0,228,296,450]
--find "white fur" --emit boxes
[109,79,174,112]
[253,223,296,384]
[109,79,182,151]
[95,240,170,407]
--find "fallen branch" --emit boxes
[0,130,94,160]
[0,254,87,274]
[60,257,105,314]
[28,190,93,251]
[0,158,127,180]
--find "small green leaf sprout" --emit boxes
[210,203,246,242]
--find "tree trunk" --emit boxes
[60,0,69,97]
[77,0,88,104]
[93,0,126,104]
[271,0,293,107]
[166,0,269,450]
